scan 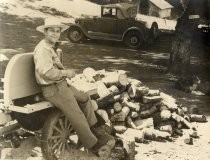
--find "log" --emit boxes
[102,72,128,87]
[97,94,117,108]
[96,81,110,98]
[189,114,207,122]
[0,112,12,125]
[110,107,130,122]
[160,110,172,120]
[123,101,140,112]
[134,118,154,130]
[113,125,127,134]
[113,102,122,113]
[135,86,149,97]
[143,96,161,104]
[160,92,178,110]
[108,85,120,95]
[144,128,171,140]
[117,128,145,143]
[96,109,110,124]
[139,105,158,118]
[147,90,160,96]
[172,113,196,130]
[159,124,173,134]
[0,122,21,136]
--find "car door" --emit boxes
[88,7,119,40]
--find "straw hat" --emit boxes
[36,17,69,33]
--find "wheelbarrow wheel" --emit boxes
[41,109,82,160]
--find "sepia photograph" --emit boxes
[0,0,210,159]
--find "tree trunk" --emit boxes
[168,0,201,75]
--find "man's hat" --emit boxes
[36,17,69,33]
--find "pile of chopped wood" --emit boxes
[67,67,207,147]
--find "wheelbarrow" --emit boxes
[0,53,93,159]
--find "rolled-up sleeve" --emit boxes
[34,47,63,81]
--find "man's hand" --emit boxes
[62,69,76,78]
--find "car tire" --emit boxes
[124,30,143,49]
[150,23,159,40]
[41,109,81,160]
[67,26,84,43]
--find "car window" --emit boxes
[102,8,117,18]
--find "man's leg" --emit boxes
[70,85,97,127]
[43,82,97,149]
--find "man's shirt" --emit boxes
[33,39,65,85]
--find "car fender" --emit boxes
[68,24,91,39]
[122,27,145,41]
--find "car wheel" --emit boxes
[124,30,143,49]
[67,26,84,43]
[150,23,159,40]
[41,109,83,160]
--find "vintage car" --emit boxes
[67,3,159,49]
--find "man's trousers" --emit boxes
[41,80,98,148]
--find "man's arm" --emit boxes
[34,47,75,81]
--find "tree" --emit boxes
[168,0,209,75]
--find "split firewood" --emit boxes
[135,86,149,97]
[140,101,161,111]
[189,114,207,122]
[160,92,178,110]
[143,96,162,104]
[108,85,120,95]
[127,84,137,98]
[110,107,130,122]
[172,113,196,130]
[123,100,140,112]
[134,118,154,130]
[97,94,118,108]
[120,92,130,102]
[102,72,128,87]
[143,128,171,140]
[116,128,145,143]
[113,125,127,134]
[159,124,173,134]
[113,102,122,113]
[96,109,110,124]
[82,67,101,83]
[139,105,158,118]
[147,90,160,96]
[160,110,172,120]
[96,81,111,98]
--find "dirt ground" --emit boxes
[0,0,210,160]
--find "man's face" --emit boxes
[44,27,61,44]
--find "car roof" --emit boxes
[102,3,136,10]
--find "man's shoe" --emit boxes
[90,131,115,157]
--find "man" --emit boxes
[33,17,114,157]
